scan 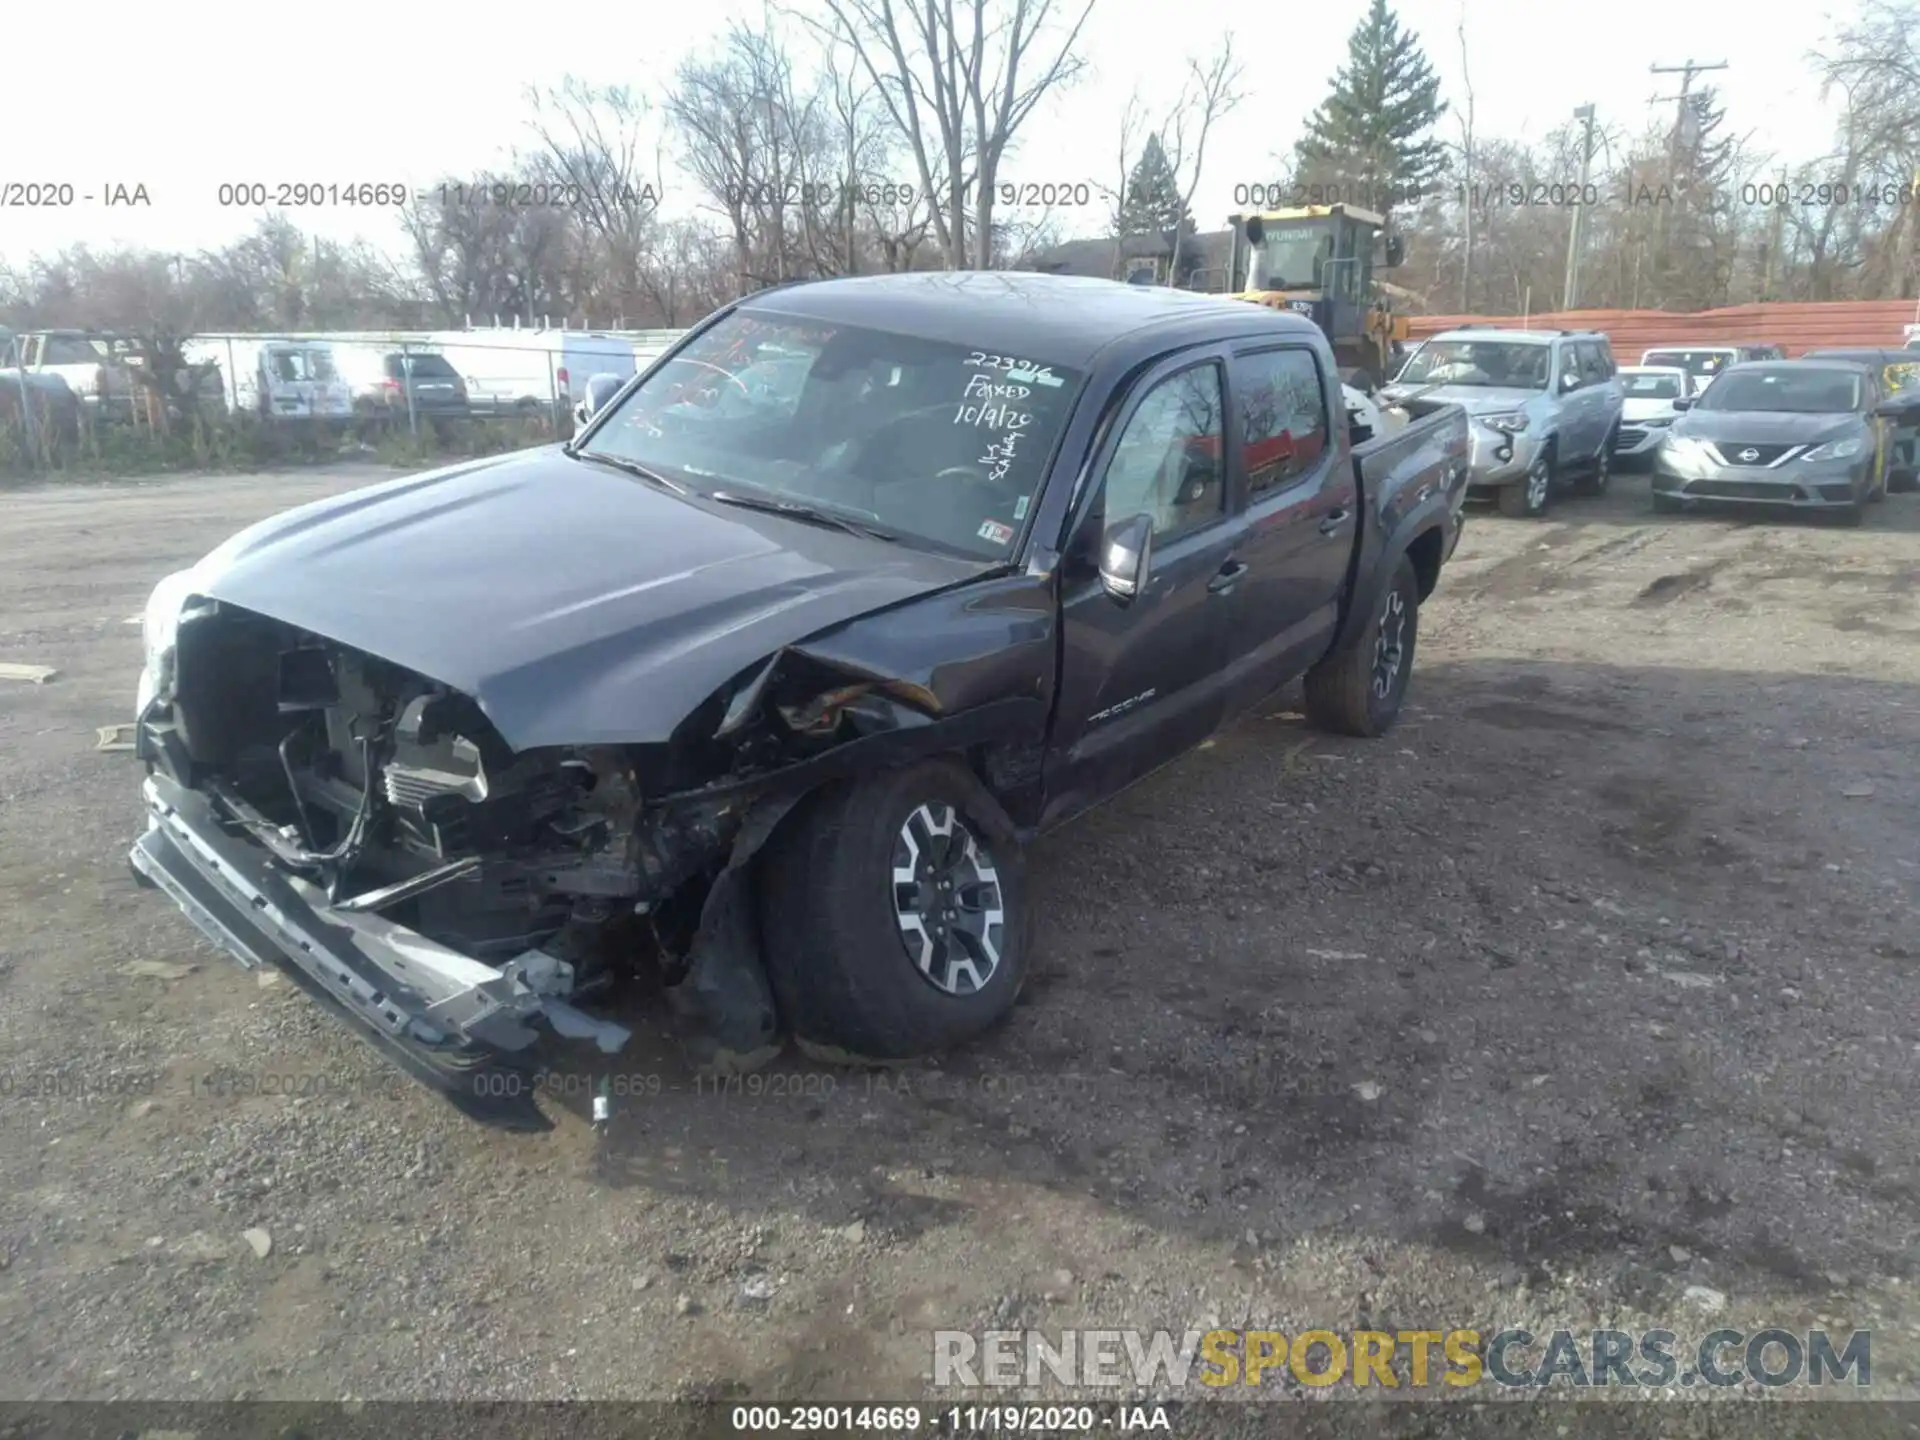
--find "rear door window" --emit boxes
[1232,347,1329,496]
[405,354,459,378]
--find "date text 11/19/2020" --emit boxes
[722,180,1100,209]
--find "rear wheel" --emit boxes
[759,760,1030,1062]
[1574,430,1615,496]
[1497,449,1554,518]
[1303,556,1420,738]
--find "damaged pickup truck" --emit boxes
[129,272,1470,1095]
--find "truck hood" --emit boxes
[185,447,987,750]
[1379,383,1541,417]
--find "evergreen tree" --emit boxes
[1118,134,1192,241]
[1116,134,1198,284]
[1293,0,1448,212]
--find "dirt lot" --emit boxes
[1,464,1917,1431]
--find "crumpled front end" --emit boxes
[128,599,807,1089]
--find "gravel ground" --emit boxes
[1,464,1917,1435]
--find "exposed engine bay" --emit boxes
[135,598,958,1075]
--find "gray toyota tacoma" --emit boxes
[128,273,1470,1097]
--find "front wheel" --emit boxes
[1303,555,1420,738]
[759,760,1031,1062]
[1497,449,1554,517]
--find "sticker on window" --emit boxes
[978,519,1015,546]
[1013,494,1029,520]
[1007,364,1063,388]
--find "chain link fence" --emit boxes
[3,325,686,477]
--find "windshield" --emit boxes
[1621,370,1683,400]
[1643,349,1735,381]
[1250,224,1334,290]
[1695,367,1861,414]
[1394,339,1549,390]
[269,349,338,382]
[579,310,1082,560]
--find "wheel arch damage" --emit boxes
[647,571,1055,1063]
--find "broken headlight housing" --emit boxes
[136,568,199,712]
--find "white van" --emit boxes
[439,330,645,416]
[185,338,353,422]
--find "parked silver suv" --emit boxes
[1382,328,1626,517]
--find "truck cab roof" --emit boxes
[734,271,1324,372]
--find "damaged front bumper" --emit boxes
[130,771,632,1083]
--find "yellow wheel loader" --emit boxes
[1225,204,1412,391]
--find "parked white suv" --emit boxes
[1381,328,1626,517]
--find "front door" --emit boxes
[1218,342,1356,714]
[1043,353,1247,827]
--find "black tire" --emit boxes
[1651,490,1682,514]
[1497,446,1554,517]
[759,759,1031,1061]
[1574,430,1615,496]
[1303,555,1420,738]
[1890,468,1918,494]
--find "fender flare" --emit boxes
[1327,495,1456,657]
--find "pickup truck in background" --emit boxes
[2,328,138,419]
[127,273,1469,1101]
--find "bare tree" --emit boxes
[797,0,1101,269]
[1103,89,1151,279]
[525,79,665,314]
[1159,37,1245,287]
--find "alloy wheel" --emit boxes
[1526,455,1551,511]
[890,803,1005,997]
[1371,589,1409,701]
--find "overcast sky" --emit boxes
[2,0,1851,267]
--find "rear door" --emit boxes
[1550,340,1593,455]
[1218,341,1354,714]
[1576,340,1618,458]
[1043,350,1247,823]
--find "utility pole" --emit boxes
[1648,59,1728,301]
[1762,169,1787,300]
[1562,105,1598,311]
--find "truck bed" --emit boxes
[1352,402,1470,509]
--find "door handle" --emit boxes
[1319,508,1351,535]
[1207,559,1249,594]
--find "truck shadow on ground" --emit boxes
[521,655,1920,1336]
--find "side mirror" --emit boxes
[1099,513,1154,604]
[1671,396,1694,411]
[1874,396,1920,423]
[579,372,626,423]
[1560,373,1582,393]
